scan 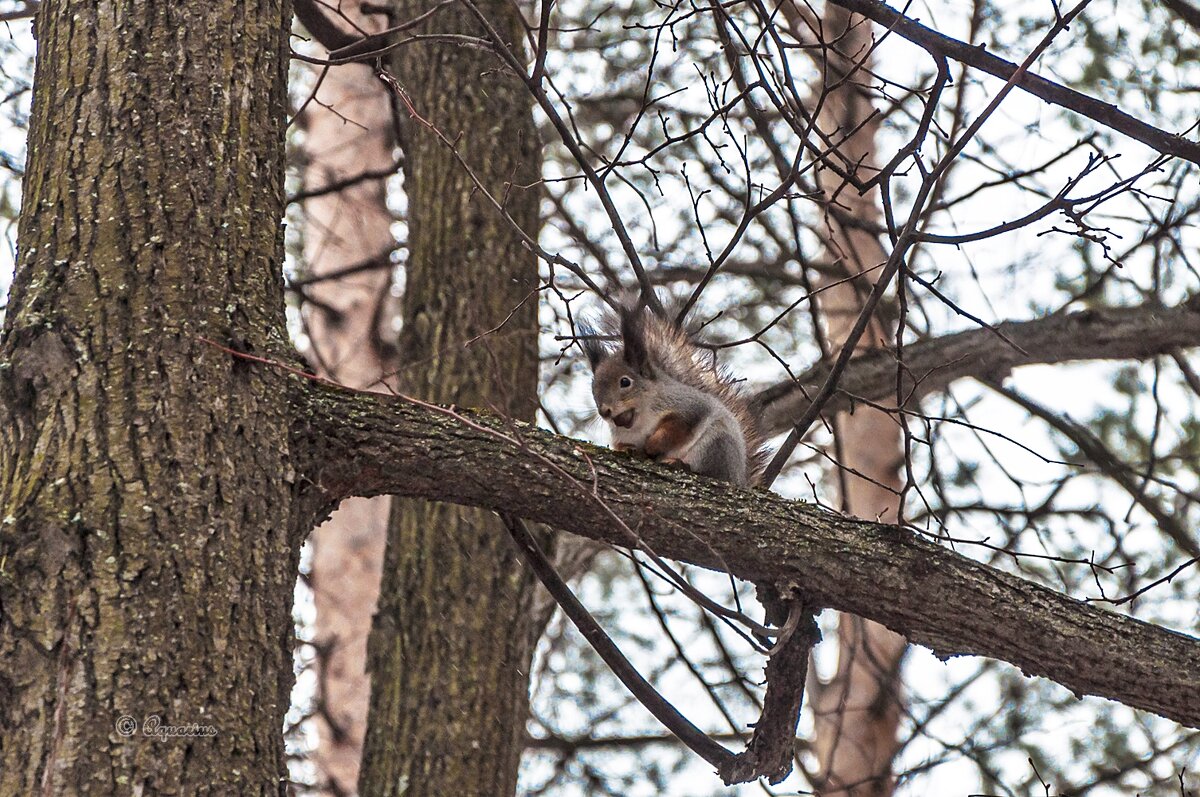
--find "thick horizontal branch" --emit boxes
[825,0,1200,166]
[295,383,1200,729]
[754,298,1200,436]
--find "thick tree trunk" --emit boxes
[0,1,299,793]
[811,6,907,795]
[295,4,398,792]
[357,2,543,796]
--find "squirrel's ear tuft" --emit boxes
[620,306,655,378]
[578,323,607,370]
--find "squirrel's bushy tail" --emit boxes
[596,294,769,485]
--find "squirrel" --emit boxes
[581,300,766,488]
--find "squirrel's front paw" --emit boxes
[657,456,692,471]
[614,444,653,460]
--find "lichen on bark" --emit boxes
[0,1,306,792]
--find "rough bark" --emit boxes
[295,4,398,792]
[355,2,543,796]
[293,384,1200,731]
[0,1,299,793]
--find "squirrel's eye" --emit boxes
[619,376,633,389]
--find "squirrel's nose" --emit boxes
[599,407,612,419]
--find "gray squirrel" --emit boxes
[582,301,766,487]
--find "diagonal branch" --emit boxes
[1161,0,1200,32]
[500,514,742,777]
[823,0,1200,166]
[986,379,1200,559]
[294,0,359,51]
[295,381,1200,730]
[753,298,1200,436]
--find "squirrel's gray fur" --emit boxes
[581,299,767,487]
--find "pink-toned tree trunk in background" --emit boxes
[296,5,397,792]
[811,6,907,795]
